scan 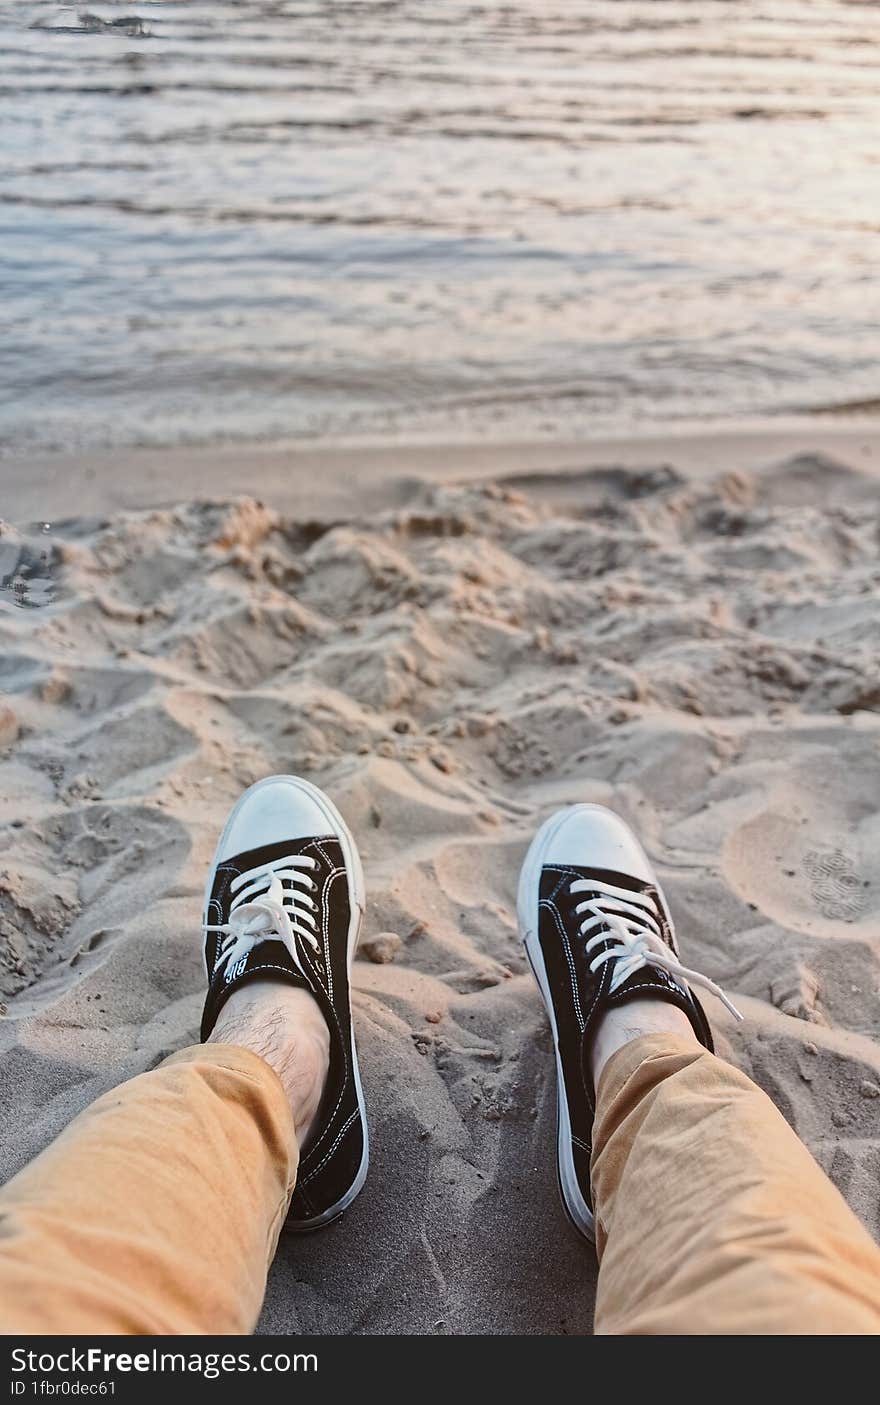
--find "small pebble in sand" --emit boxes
[39,674,70,705]
[360,932,401,964]
[859,1080,880,1100]
[425,1010,442,1024]
[804,1041,818,1057]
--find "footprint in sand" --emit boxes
[0,526,62,612]
[0,804,189,1014]
[803,848,867,923]
[722,805,876,940]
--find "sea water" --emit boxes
[1,0,879,455]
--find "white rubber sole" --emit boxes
[516,806,618,1242]
[203,774,369,1231]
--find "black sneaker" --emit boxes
[201,775,368,1230]
[517,803,741,1241]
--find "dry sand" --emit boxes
[1,432,879,1334]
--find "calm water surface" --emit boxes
[1,1,879,455]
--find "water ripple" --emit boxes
[2,0,880,453]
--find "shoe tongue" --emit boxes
[220,936,310,988]
[615,962,688,1002]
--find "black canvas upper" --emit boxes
[535,862,713,1218]
[202,833,366,1228]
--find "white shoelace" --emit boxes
[569,876,743,1021]
[204,855,320,980]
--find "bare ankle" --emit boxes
[209,982,330,1145]
[590,996,698,1091]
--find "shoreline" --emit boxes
[3,416,880,524]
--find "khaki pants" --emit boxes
[1,1035,878,1334]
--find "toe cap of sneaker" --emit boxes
[217,776,338,860]
[538,804,656,883]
